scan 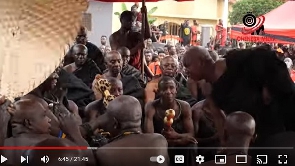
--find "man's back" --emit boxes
[96,133,169,166]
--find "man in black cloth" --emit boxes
[64,44,102,88]
[64,26,105,71]
[104,47,143,84]
[183,46,295,142]
[180,20,191,46]
[96,95,169,166]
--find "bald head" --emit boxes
[105,50,121,62]
[23,138,85,166]
[73,44,87,53]
[225,111,256,137]
[160,56,178,67]
[12,99,47,123]
[107,95,142,125]
[117,47,130,56]
[183,46,212,64]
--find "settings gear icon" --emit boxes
[196,155,205,164]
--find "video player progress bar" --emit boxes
[87,147,294,150]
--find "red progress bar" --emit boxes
[0,146,88,150]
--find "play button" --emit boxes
[1,155,8,163]
[156,155,165,164]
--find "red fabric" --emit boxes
[230,30,294,44]
[129,50,141,70]
[232,1,295,40]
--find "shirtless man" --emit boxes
[3,99,89,166]
[202,111,255,166]
[145,56,194,105]
[85,77,123,121]
[144,76,196,166]
[22,72,64,137]
[64,44,102,88]
[109,10,153,78]
[96,95,169,166]
[192,100,219,161]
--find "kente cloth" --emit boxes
[73,59,102,88]
[58,69,95,117]
[211,48,295,137]
[63,41,106,71]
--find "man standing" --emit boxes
[100,35,107,46]
[64,26,105,71]
[191,20,200,46]
[180,20,192,46]
[109,10,153,78]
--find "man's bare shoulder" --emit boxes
[176,99,190,108]
[110,30,120,38]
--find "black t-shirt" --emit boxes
[180,24,191,39]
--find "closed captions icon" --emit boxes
[175,155,184,163]
[41,155,49,163]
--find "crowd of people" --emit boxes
[1,5,295,166]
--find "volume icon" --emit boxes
[21,156,28,163]
[41,156,49,163]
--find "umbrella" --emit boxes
[0,0,88,99]
[94,0,193,78]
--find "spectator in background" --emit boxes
[159,21,168,43]
[238,42,246,49]
[148,54,161,76]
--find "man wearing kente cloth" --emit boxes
[64,44,102,88]
[145,56,197,106]
[64,26,105,71]
[144,76,197,166]
[183,46,295,145]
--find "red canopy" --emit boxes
[231,1,295,43]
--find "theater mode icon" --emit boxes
[236,155,247,164]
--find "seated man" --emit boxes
[94,51,144,103]
[3,99,90,166]
[96,95,169,166]
[85,77,123,122]
[64,26,105,71]
[144,76,197,166]
[145,56,197,106]
[192,100,219,161]
[104,47,144,86]
[202,111,255,166]
[23,138,86,166]
[57,68,95,118]
[64,44,102,88]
